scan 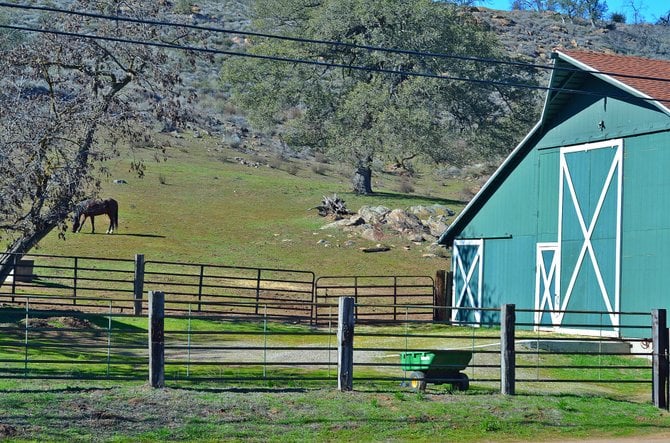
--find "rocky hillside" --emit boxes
[469,6,670,62]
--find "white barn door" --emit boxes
[535,139,622,336]
[452,239,483,325]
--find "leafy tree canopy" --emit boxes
[0,1,202,274]
[221,0,538,193]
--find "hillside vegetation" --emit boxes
[8,1,670,272]
[35,134,468,275]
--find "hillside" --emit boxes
[179,2,670,160]
[471,7,670,62]
[8,1,670,273]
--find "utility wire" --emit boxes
[2,1,670,86]
[1,22,669,106]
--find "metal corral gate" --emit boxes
[0,253,136,311]
[314,275,435,324]
[143,261,316,322]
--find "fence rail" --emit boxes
[315,275,435,324]
[0,297,664,408]
[1,253,440,323]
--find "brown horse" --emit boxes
[72,198,119,234]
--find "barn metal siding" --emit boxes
[458,148,540,241]
[538,77,669,150]
[621,131,670,317]
[455,145,543,314]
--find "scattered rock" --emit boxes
[113,179,127,184]
[358,206,390,224]
[319,204,453,255]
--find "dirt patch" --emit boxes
[22,316,94,329]
[0,424,18,437]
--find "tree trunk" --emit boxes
[352,164,373,195]
[0,222,55,285]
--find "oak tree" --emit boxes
[0,1,199,279]
[221,0,538,194]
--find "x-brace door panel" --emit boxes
[452,239,483,325]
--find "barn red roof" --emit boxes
[559,50,670,106]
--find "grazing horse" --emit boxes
[72,198,119,234]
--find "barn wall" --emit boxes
[621,131,670,318]
[457,144,542,312]
[537,77,669,149]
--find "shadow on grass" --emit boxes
[80,233,166,238]
[176,386,309,394]
[348,191,467,206]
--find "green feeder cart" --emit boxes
[400,350,472,391]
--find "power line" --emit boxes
[0,22,669,106]
[0,24,545,89]
[2,1,670,87]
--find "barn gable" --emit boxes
[440,50,670,247]
[439,50,670,337]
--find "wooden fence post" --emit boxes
[652,309,668,409]
[433,270,452,322]
[134,254,145,316]
[149,290,165,388]
[338,296,355,391]
[501,304,516,395]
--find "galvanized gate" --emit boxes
[314,275,435,324]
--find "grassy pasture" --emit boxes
[1,310,669,442]
[4,137,670,441]
[35,134,465,276]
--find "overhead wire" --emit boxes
[1,1,670,87]
[0,7,669,105]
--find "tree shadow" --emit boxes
[349,191,467,206]
[113,233,166,238]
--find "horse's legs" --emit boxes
[90,216,95,234]
[77,215,86,232]
[106,215,114,234]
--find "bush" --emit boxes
[398,177,415,194]
[610,12,626,24]
[311,163,329,175]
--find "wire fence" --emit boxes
[0,299,656,401]
[0,300,147,381]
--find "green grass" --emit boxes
[34,135,465,276]
[0,382,669,442]
[0,309,667,441]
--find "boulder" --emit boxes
[321,219,350,230]
[358,205,390,224]
[386,209,423,232]
[425,215,449,237]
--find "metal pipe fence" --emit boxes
[143,260,317,322]
[0,253,136,312]
[1,253,439,323]
[315,275,435,324]
[0,297,658,405]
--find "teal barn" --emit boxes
[438,50,670,338]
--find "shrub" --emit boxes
[311,163,329,175]
[610,12,626,23]
[398,177,415,194]
[285,163,300,176]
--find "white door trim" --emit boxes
[452,239,483,325]
[556,139,623,333]
[534,242,559,327]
